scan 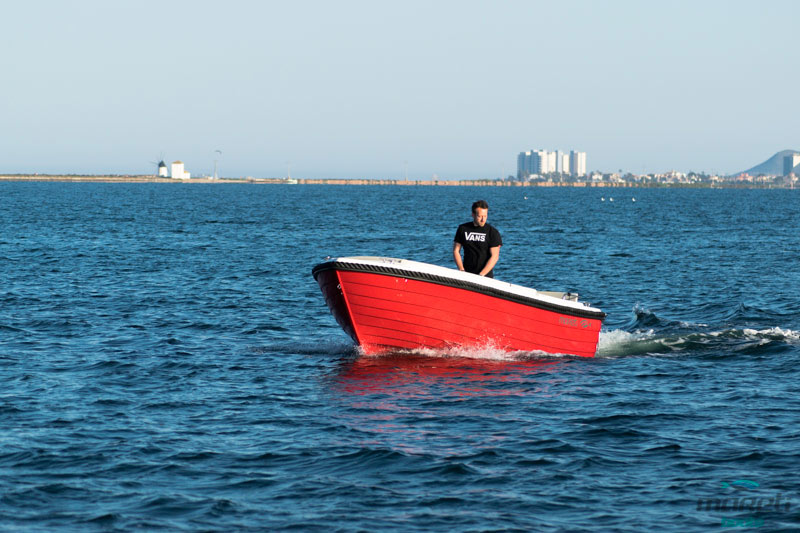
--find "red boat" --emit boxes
[312,256,606,358]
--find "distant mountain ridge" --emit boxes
[738,150,800,176]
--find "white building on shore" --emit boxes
[171,161,191,179]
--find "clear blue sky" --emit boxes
[2,0,797,178]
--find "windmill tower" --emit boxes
[151,153,168,177]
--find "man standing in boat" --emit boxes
[453,200,502,278]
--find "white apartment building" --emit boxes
[517,149,555,178]
[542,150,556,174]
[517,149,587,178]
[517,151,532,179]
[556,151,569,174]
[570,151,587,177]
[784,153,800,175]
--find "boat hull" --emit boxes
[312,257,605,358]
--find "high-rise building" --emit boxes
[518,149,587,179]
[531,150,548,174]
[517,149,553,178]
[556,151,570,174]
[570,151,587,177]
[517,151,532,179]
[518,150,541,178]
[543,150,556,174]
[783,153,800,175]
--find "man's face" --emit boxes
[472,207,488,227]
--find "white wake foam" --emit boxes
[596,329,660,357]
[740,327,800,341]
[361,343,565,362]
[596,326,800,357]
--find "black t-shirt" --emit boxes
[454,222,502,277]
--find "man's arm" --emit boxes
[453,242,465,271]
[479,245,500,276]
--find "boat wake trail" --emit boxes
[252,340,355,356]
[597,305,800,358]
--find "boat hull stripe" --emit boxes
[313,261,606,320]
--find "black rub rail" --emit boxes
[311,260,606,321]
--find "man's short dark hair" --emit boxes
[472,200,489,213]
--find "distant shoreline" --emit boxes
[0,175,796,189]
[0,175,256,184]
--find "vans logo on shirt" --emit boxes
[465,232,486,242]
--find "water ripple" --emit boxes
[0,184,798,531]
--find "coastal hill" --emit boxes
[738,149,799,176]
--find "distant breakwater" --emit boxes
[0,175,793,189]
[0,175,254,183]
[299,179,664,187]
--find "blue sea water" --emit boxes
[1,182,799,531]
